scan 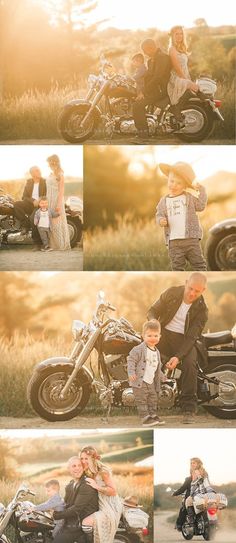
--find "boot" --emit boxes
[187,506,195,526]
[82,526,94,543]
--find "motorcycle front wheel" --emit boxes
[58,104,96,143]
[27,366,91,421]
[205,230,236,270]
[204,364,236,419]
[181,525,194,540]
[176,104,214,142]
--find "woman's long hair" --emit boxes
[47,154,64,177]
[190,457,208,479]
[80,446,110,478]
[169,26,188,54]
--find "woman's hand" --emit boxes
[85,477,99,490]
[189,81,199,93]
[55,206,61,213]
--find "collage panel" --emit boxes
[154,428,236,542]
[0,146,83,271]
[0,428,154,542]
[83,145,236,273]
[0,271,236,431]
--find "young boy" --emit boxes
[127,319,166,427]
[33,479,64,537]
[34,197,59,252]
[131,53,147,96]
[156,162,207,271]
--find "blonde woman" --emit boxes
[80,446,123,543]
[46,154,71,250]
[185,457,217,525]
[167,26,199,121]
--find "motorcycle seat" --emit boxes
[202,330,232,347]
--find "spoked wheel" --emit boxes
[181,524,194,540]
[206,230,236,270]
[204,364,236,419]
[203,523,217,540]
[58,104,96,143]
[66,217,79,248]
[176,104,214,142]
[27,366,91,421]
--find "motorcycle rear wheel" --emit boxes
[27,366,91,421]
[176,104,214,142]
[66,217,81,248]
[58,104,96,143]
[204,364,236,419]
[206,230,236,270]
[203,524,217,540]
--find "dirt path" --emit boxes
[0,138,234,145]
[1,412,236,430]
[154,511,236,543]
[0,244,83,271]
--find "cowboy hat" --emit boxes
[123,495,143,508]
[159,161,196,187]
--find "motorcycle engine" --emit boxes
[110,97,131,116]
[119,115,156,135]
[159,380,177,408]
[121,387,135,407]
[0,216,15,230]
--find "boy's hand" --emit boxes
[159,217,168,227]
[130,374,137,382]
[166,357,179,370]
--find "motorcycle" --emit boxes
[27,291,236,422]
[206,218,236,270]
[0,484,54,543]
[0,485,149,543]
[0,188,83,249]
[58,58,223,144]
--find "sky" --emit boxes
[120,145,236,180]
[154,429,236,485]
[0,145,83,180]
[80,0,236,30]
[37,0,236,31]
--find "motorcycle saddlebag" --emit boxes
[122,507,149,529]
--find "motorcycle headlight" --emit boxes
[72,320,86,340]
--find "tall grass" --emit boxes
[84,197,236,271]
[0,81,234,140]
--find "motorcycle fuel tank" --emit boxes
[102,329,140,355]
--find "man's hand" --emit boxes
[33,199,39,207]
[159,217,168,227]
[166,357,179,370]
[129,374,137,382]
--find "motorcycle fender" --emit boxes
[62,99,102,122]
[209,219,236,235]
[34,357,93,384]
[0,537,11,543]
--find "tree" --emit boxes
[0,438,17,479]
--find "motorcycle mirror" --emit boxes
[166,487,172,493]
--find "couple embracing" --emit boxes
[14,154,70,251]
[32,446,122,543]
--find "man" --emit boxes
[53,456,99,543]
[133,38,171,142]
[14,166,46,249]
[147,273,208,423]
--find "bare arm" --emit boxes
[169,47,187,78]
[86,471,117,496]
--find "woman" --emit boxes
[185,457,216,525]
[167,26,199,121]
[46,154,71,250]
[80,446,123,543]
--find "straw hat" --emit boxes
[123,495,143,508]
[159,161,196,187]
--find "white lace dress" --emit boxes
[167,50,192,105]
[93,474,123,543]
[46,173,71,250]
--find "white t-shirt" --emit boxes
[165,301,192,334]
[166,194,187,240]
[38,210,50,228]
[32,182,39,201]
[143,347,160,385]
